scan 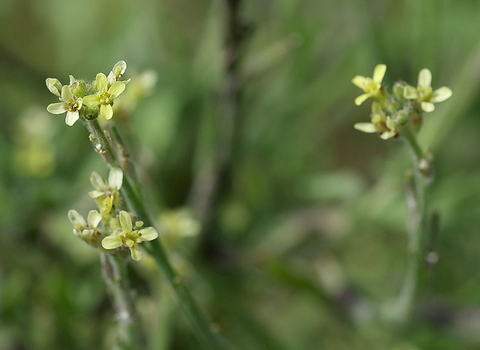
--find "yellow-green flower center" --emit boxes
[68,100,80,111]
[363,78,380,94]
[99,92,113,105]
[418,86,433,101]
[120,230,143,245]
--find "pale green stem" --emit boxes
[109,123,143,197]
[393,123,431,321]
[100,253,142,349]
[82,116,224,349]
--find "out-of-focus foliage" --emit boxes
[2,0,480,349]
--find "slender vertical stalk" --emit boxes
[391,123,432,322]
[109,123,143,197]
[82,117,224,349]
[100,253,142,349]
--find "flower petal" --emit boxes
[95,73,108,92]
[354,123,377,133]
[68,210,86,226]
[403,86,418,99]
[112,60,127,78]
[138,227,158,241]
[380,131,396,140]
[108,81,126,98]
[386,117,396,130]
[418,68,432,90]
[373,64,386,83]
[102,235,123,249]
[421,102,435,112]
[108,167,123,190]
[83,95,101,107]
[431,87,452,103]
[46,78,62,97]
[129,245,142,261]
[88,191,105,199]
[47,102,68,114]
[87,210,102,228]
[119,211,132,232]
[107,72,116,86]
[90,172,105,192]
[354,93,370,106]
[61,85,74,102]
[82,229,93,237]
[351,75,367,89]
[65,110,79,126]
[88,191,104,199]
[100,104,113,120]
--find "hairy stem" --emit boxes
[392,123,432,322]
[100,253,142,349]
[83,117,224,349]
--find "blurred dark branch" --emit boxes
[188,0,249,229]
[417,301,480,345]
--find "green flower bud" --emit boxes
[83,105,100,120]
[393,81,406,97]
[70,78,87,98]
[394,111,408,125]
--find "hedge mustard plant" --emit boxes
[352,64,452,322]
[46,61,224,349]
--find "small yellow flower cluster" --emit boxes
[352,65,452,140]
[102,211,158,261]
[89,167,123,220]
[46,61,129,126]
[352,64,387,106]
[403,69,452,113]
[68,167,158,261]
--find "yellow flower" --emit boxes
[89,167,123,219]
[46,85,83,126]
[352,64,387,106]
[83,73,127,120]
[403,68,452,112]
[102,211,158,261]
[354,102,398,140]
[68,209,102,246]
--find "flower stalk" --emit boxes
[352,65,450,323]
[82,116,224,349]
[101,253,143,350]
[47,61,223,348]
[391,123,432,320]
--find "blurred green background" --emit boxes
[2,0,480,349]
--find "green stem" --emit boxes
[392,123,431,322]
[83,117,224,349]
[400,123,424,159]
[82,117,151,224]
[100,253,142,349]
[110,123,143,197]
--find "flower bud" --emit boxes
[108,60,128,84]
[46,78,62,97]
[394,111,408,125]
[393,81,406,97]
[70,79,87,98]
